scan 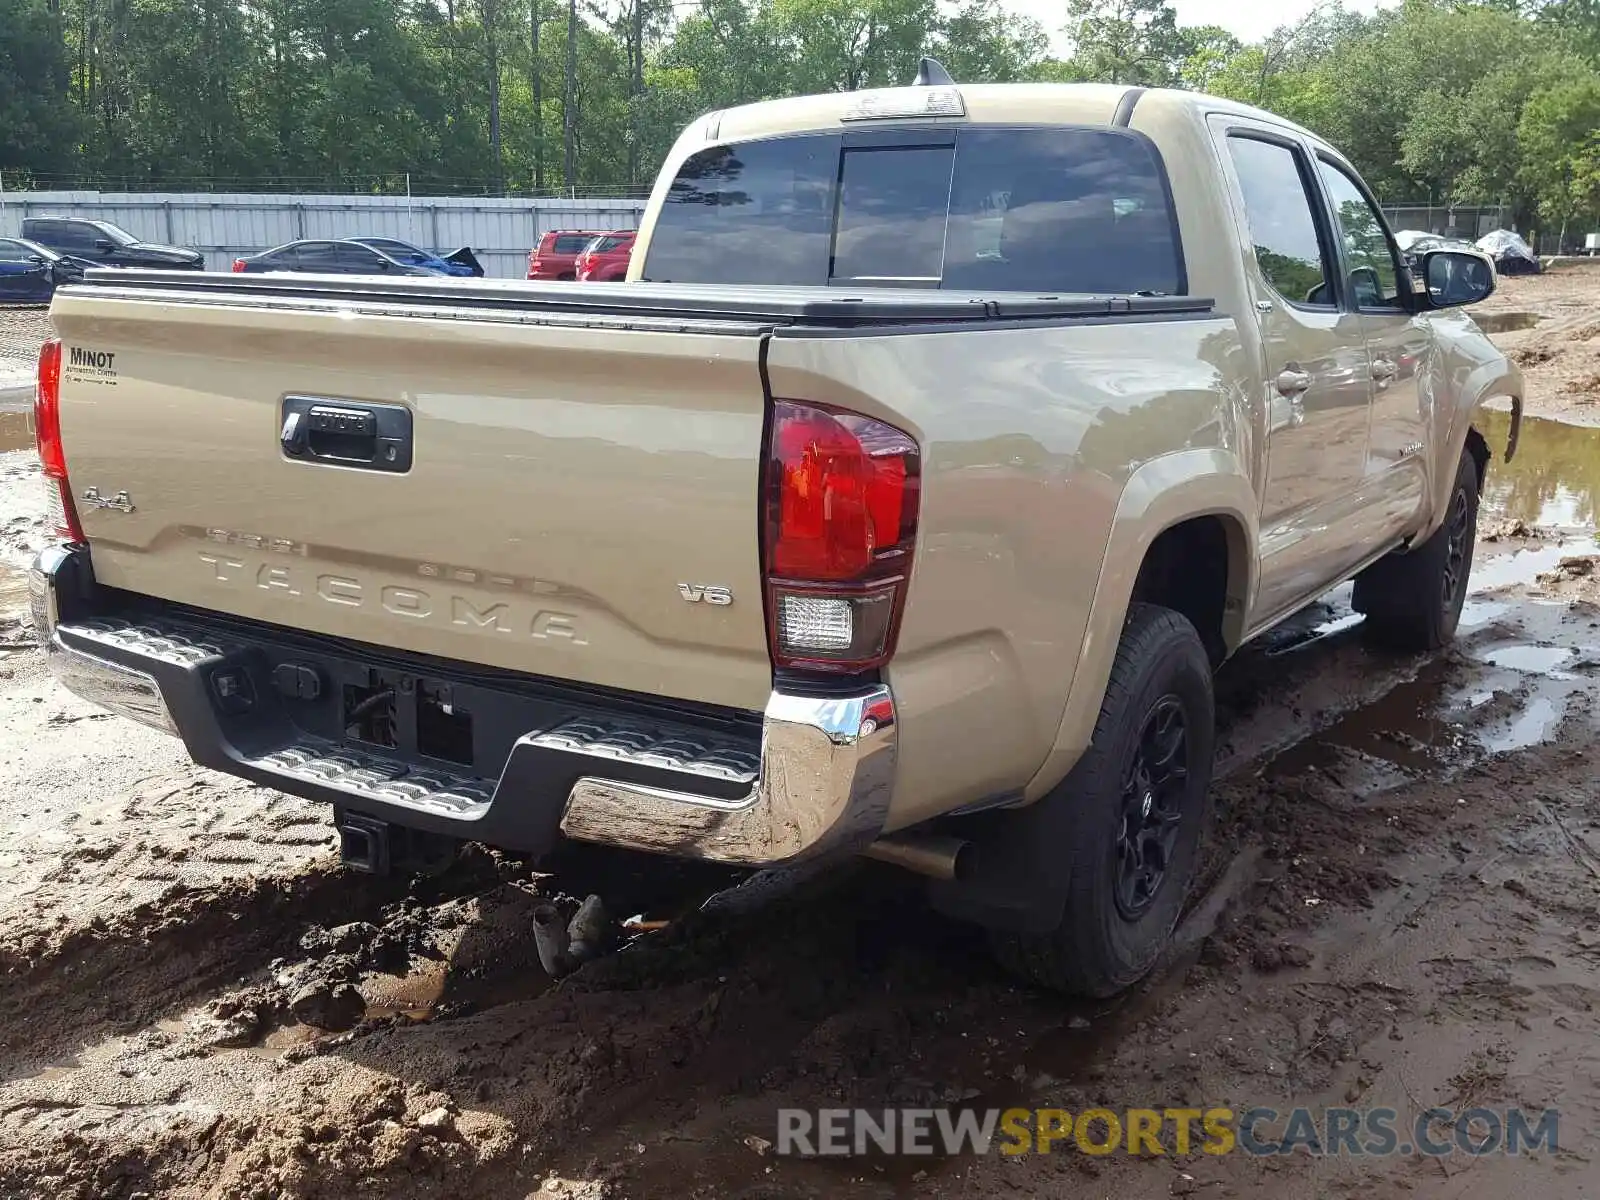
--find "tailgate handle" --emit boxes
[280,396,413,473]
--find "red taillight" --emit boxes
[231,258,247,272]
[34,338,84,542]
[763,401,919,672]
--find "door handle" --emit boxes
[1275,367,1312,396]
[281,396,413,473]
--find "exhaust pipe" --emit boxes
[863,833,971,881]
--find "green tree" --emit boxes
[930,0,1049,83]
[0,0,78,176]
[1063,0,1188,85]
[1518,72,1600,245]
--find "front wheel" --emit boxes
[1353,443,1480,652]
[989,603,1214,997]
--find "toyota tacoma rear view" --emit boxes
[29,67,1522,995]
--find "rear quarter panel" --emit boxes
[765,314,1255,829]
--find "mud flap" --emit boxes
[925,797,1075,935]
[1506,393,1523,463]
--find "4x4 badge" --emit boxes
[80,487,135,513]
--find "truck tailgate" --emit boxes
[48,282,774,712]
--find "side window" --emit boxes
[0,242,28,262]
[59,223,98,252]
[1225,136,1335,309]
[338,245,384,272]
[1317,160,1402,308]
[294,242,336,271]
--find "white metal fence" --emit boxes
[0,192,648,278]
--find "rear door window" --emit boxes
[593,235,632,253]
[293,242,338,271]
[642,126,1184,295]
[41,222,95,252]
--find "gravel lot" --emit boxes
[0,274,1598,1199]
[0,307,50,375]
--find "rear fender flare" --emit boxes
[1023,448,1257,803]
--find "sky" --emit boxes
[1004,0,1399,49]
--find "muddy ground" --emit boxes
[1475,263,1600,426]
[1,276,1600,1199]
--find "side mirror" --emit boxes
[94,239,115,252]
[24,254,46,265]
[1421,250,1495,308]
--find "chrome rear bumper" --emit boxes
[30,544,894,866]
[559,688,895,863]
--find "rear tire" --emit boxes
[1353,445,1479,652]
[989,603,1214,997]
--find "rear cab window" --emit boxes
[642,126,1185,295]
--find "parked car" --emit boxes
[21,217,204,270]
[527,230,609,280]
[575,230,637,282]
[349,237,484,277]
[231,239,452,276]
[33,68,1522,998]
[0,238,86,302]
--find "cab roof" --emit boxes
[705,82,1321,149]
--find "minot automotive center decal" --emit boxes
[64,346,119,386]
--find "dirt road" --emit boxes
[1,275,1599,1199]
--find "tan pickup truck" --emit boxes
[29,66,1521,995]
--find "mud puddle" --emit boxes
[1474,310,1545,334]
[1240,452,1600,798]
[1478,408,1600,528]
